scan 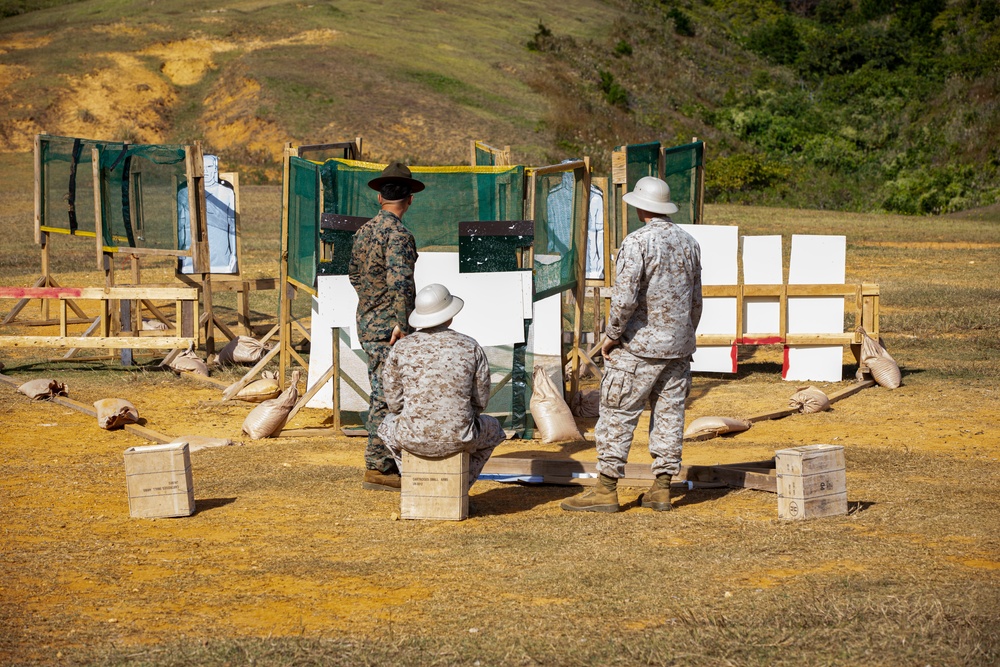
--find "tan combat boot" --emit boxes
[640,474,672,511]
[363,469,401,491]
[560,474,620,513]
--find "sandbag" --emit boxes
[94,398,139,430]
[242,370,300,439]
[857,327,901,389]
[141,318,170,331]
[217,336,270,366]
[169,343,209,376]
[683,415,751,439]
[232,371,281,403]
[789,386,831,414]
[17,378,68,400]
[530,366,584,443]
[570,388,601,418]
[169,435,240,452]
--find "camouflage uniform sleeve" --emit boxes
[382,344,404,415]
[348,227,362,291]
[606,237,643,341]
[387,229,417,334]
[690,246,704,332]
[471,343,491,414]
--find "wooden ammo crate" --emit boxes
[124,442,195,518]
[401,450,469,521]
[776,444,847,520]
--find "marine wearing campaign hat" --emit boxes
[349,162,425,491]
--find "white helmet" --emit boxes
[622,176,679,215]
[408,283,465,329]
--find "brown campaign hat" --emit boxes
[367,162,425,193]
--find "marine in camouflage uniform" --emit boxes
[377,324,505,489]
[348,163,422,485]
[563,176,702,513]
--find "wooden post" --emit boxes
[568,159,591,401]
[332,326,341,432]
[278,144,293,387]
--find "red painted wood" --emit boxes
[0,287,83,299]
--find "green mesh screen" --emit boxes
[621,140,704,233]
[663,141,704,226]
[287,156,320,287]
[319,159,524,252]
[623,141,661,235]
[532,166,585,301]
[296,159,533,435]
[474,144,495,167]
[96,143,187,249]
[39,135,125,237]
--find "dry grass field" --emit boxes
[1,152,998,666]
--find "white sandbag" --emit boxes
[217,336,270,366]
[169,435,240,452]
[94,398,139,430]
[570,388,601,418]
[17,378,68,400]
[789,386,831,414]
[141,318,170,331]
[683,415,751,439]
[857,327,901,389]
[169,343,209,376]
[242,370,300,439]
[530,365,584,443]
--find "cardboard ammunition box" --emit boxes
[776,444,847,520]
[401,450,469,521]
[124,442,195,518]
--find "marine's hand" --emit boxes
[390,325,406,345]
[601,336,619,357]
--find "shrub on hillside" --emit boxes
[747,15,803,65]
[706,154,790,197]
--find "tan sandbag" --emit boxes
[857,327,901,389]
[530,366,584,443]
[789,386,831,414]
[683,415,751,439]
[242,370,300,439]
[217,336,270,366]
[570,388,601,418]
[233,376,281,403]
[169,435,241,452]
[17,378,68,400]
[169,343,209,377]
[141,318,170,331]
[94,398,139,430]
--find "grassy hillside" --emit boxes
[0,0,997,213]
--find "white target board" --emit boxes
[680,224,738,373]
[741,235,783,341]
[785,234,847,382]
[306,252,559,410]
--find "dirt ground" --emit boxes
[1,342,998,665]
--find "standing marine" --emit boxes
[561,176,703,513]
[348,162,423,491]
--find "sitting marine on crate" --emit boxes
[376,284,506,491]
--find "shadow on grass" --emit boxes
[194,497,238,514]
[471,483,578,516]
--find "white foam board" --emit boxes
[413,252,526,347]
[786,235,847,382]
[680,224,738,373]
[742,235,783,338]
[678,224,738,285]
